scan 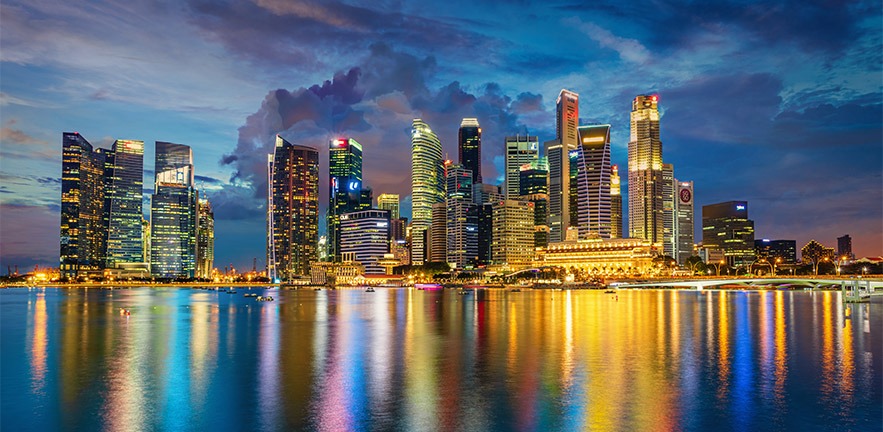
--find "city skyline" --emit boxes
[1,0,881,270]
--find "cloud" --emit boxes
[567,18,650,64]
[0,203,59,268]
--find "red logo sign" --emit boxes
[679,188,692,204]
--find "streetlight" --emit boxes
[756,259,773,277]
[709,260,725,277]
[835,255,848,276]
[862,267,868,277]
[813,256,829,276]
[773,258,782,276]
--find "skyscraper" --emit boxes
[504,135,539,199]
[674,180,694,264]
[269,136,319,280]
[610,165,623,238]
[628,94,665,246]
[446,164,477,269]
[340,209,390,274]
[520,158,549,248]
[376,193,400,220]
[430,202,447,263]
[103,139,145,268]
[196,197,214,279]
[328,137,365,261]
[662,163,675,257]
[837,235,853,259]
[151,141,198,278]
[458,118,482,184]
[410,119,444,265]
[702,201,755,267]
[548,89,580,243]
[575,125,612,238]
[60,132,107,277]
[492,199,536,269]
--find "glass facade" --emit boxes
[504,135,539,199]
[376,193,400,220]
[340,209,390,274]
[60,132,106,277]
[270,136,319,279]
[446,164,477,269]
[519,159,549,248]
[197,198,214,279]
[701,201,755,267]
[104,139,144,267]
[328,138,366,261]
[458,118,482,184]
[575,125,612,239]
[628,94,665,245]
[610,165,623,238]
[410,119,444,265]
[151,141,197,278]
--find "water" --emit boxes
[1,287,880,431]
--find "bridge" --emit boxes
[613,277,883,294]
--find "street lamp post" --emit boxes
[773,258,782,276]
[709,260,725,277]
[835,255,848,276]
[812,257,829,276]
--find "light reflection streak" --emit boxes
[717,291,730,400]
[258,303,280,431]
[773,291,787,400]
[29,291,47,395]
[820,291,835,398]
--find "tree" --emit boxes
[685,256,707,275]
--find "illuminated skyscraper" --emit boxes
[575,125,612,238]
[429,202,447,263]
[60,132,107,277]
[520,158,549,248]
[459,118,482,184]
[196,198,214,279]
[702,201,755,267]
[376,193,400,220]
[492,199,535,269]
[504,135,539,199]
[662,163,675,257]
[548,89,579,243]
[446,164,477,269]
[340,209,390,274]
[410,119,444,265]
[150,141,198,278]
[610,165,623,238]
[103,139,145,267]
[674,180,694,264]
[328,137,367,261]
[628,94,664,245]
[269,136,319,280]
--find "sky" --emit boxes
[1,0,881,271]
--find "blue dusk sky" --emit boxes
[1,0,881,270]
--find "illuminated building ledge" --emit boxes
[535,237,661,276]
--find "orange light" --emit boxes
[652,95,658,102]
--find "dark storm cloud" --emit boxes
[219,44,551,222]
[194,174,224,185]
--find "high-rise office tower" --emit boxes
[103,139,145,268]
[610,165,623,238]
[575,125,612,239]
[340,209,390,274]
[702,201,755,267]
[446,164,477,269]
[548,89,580,243]
[142,218,151,265]
[628,94,665,245]
[459,118,482,184]
[151,141,198,278]
[755,239,797,264]
[268,136,319,280]
[520,158,549,248]
[60,132,107,277]
[473,183,502,205]
[504,135,539,199]
[328,137,366,261]
[492,199,536,269]
[377,193,400,220]
[477,203,494,266]
[674,180,694,264]
[429,202,447,263]
[196,198,214,279]
[662,163,675,257]
[410,119,444,265]
[837,235,853,259]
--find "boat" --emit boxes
[415,283,443,291]
[510,288,521,293]
[366,287,375,292]
[604,289,617,294]
[457,290,471,295]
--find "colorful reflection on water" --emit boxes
[1,288,880,431]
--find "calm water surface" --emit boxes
[1,287,880,431]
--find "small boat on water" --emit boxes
[457,290,471,295]
[510,288,521,293]
[366,287,376,292]
[604,289,617,294]
[415,283,443,291]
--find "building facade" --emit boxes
[610,164,623,238]
[328,138,367,261]
[628,95,665,246]
[575,125,612,239]
[673,180,694,264]
[458,118,482,184]
[340,209,391,275]
[410,119,444,265]
[196,198,214,279]
[537,238,659,277]
[701,201,755,267]
[103,139,145,268]
[269,136,319,280]
[377,193,400,220]
[504,135,539,199]
[492,199,536,270]
[755,239,797,264]
[520,159,549,248]
[60,132,107,277]
[446,164,477,269]
[662,163,675,257]
[837,235,853,260]
[151,141,198,278]
[429,202,447,263]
